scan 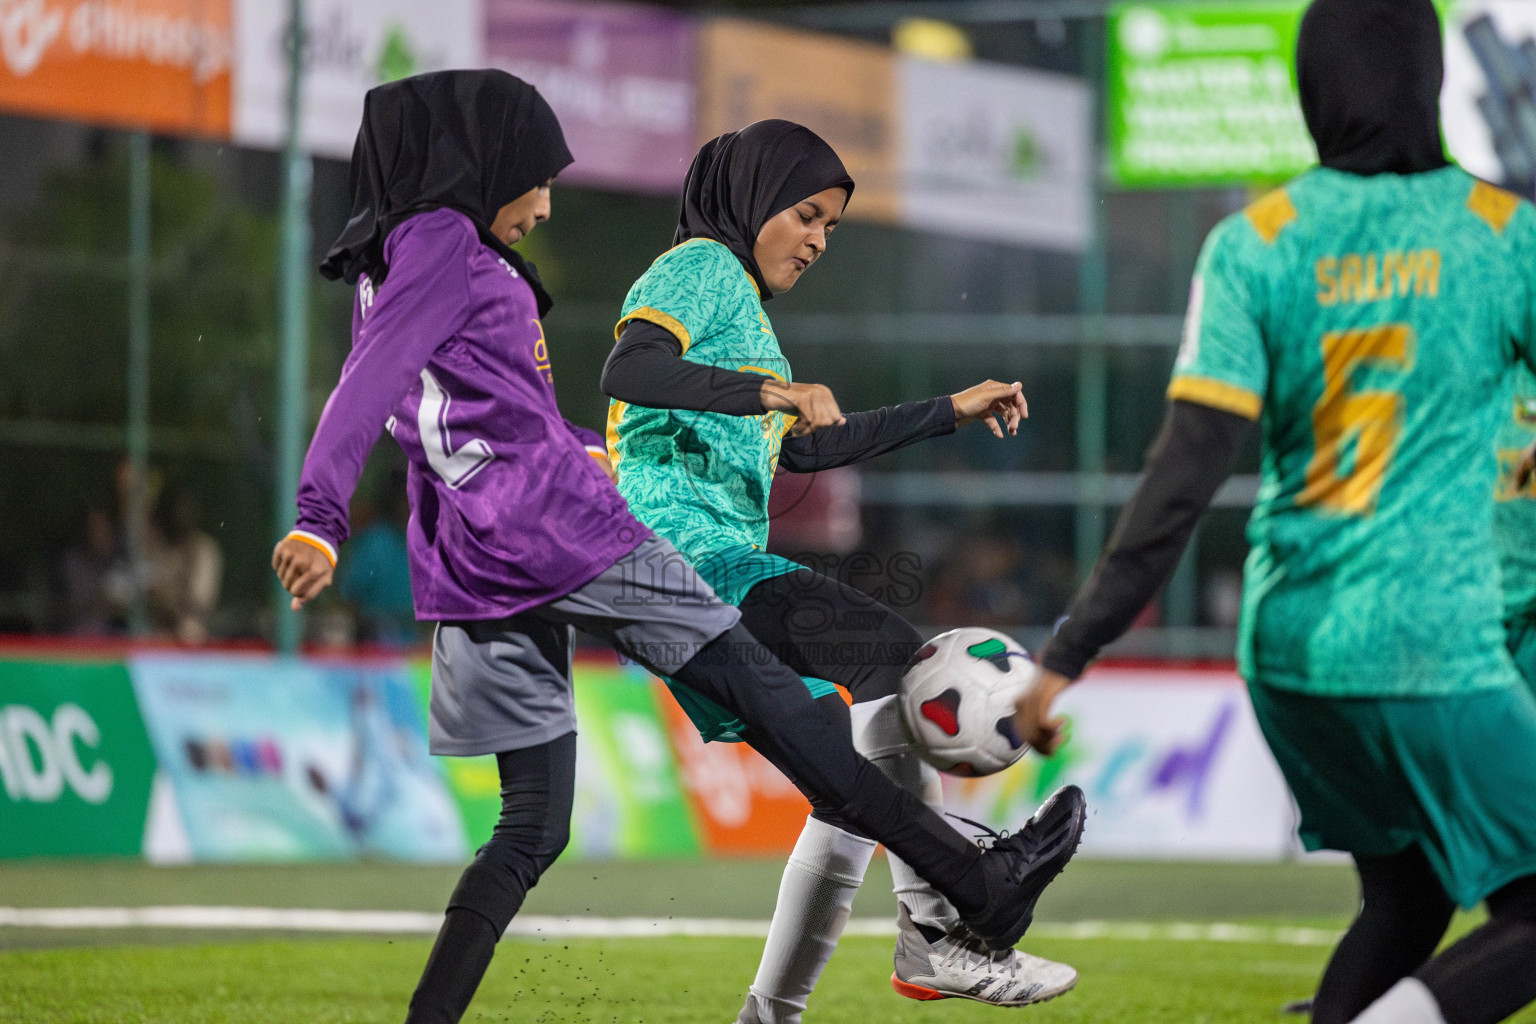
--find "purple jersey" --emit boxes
[292,208,647,620]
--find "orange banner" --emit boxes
[696,19,899,223]
[654,682,812,855]
[0,0,231,137]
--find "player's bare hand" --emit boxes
[1518,440,1536,491]
[1013,667,1071,756]
[762,380,847,436]
[272,537,334,611]
[590,450,618,484]
[951,380,1028,438]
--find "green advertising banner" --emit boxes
[0,660,158,857]
[1108,1,1317,188]
[410,658,701,858]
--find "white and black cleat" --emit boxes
[891,902,1078,1007]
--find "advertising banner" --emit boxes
[899,57,1090,251]
[129,654,466,862]
[410,658,703,858]
[230,0,482,157]
[655,686,812,854]
[0,0,232,136]
[0,659,157,857]
[942,667,1297,860]
[1443,1,1536,193]
[1107,2,1316,188]
[485,0,695,195]
[696,18,899,223]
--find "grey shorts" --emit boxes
[428,535,741,756]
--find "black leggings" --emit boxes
[736,566,925,705]
[1312,854,1536,1024]
[667,624,985,914]
[405,733,575,1024]
[736,566,926,837]
[1310,848,1456,1024]
[1416,872,1536,1024]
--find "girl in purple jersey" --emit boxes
[274,70,1078,1024]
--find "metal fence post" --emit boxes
[126,130,151,636]
[1075,19,1108,584]
[272,0,311,655]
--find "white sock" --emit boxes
[738,815,876,1024]
[850,694,960,932]
[1349,979,1448,1024]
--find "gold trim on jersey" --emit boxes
[1167,374,1263,421]
[1244,188,1297,246]
[1468,180,1520,235]
[605,400,628,473]
[615,306,692,354]
[738,364,786,383]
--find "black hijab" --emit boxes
[1296,0,1448,176]
[674,120,854,300]
[320,69,572,314]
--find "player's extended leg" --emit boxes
[1348,873,1536,1024]
[536,537,1085,951]
[404,733,575,1024]
[738,691,879,1024]
[734,568,1077,1017]
[1309,848,1457,1024]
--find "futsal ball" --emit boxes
[899,628,1035,777]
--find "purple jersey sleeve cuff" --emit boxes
[286,529,339,567]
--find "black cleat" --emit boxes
[958,784,1087,950]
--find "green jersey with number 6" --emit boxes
[1171,165,1536,697]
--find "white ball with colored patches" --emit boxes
[899,627,1036,777]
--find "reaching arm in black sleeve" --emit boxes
[777,397,957,473]
[600,319,767,416]
[1038,399,1254,680]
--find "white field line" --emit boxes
[0,907,1343,946]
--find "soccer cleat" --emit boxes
[958,784,1087,950]
[891,902,1078,1007]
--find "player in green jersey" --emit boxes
[1012,2,1536,1023]
[603,120,1079,1018]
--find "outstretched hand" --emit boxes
[951,380,1028,438]
[272,537,334,611]
[1013,667,1071,756]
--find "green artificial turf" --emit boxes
[6,932,1534,1024]
[1,858,1530,1023]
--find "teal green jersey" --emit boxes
[607,239,796,562]
[1495,367,1536,621]
[1171,166,1536,697]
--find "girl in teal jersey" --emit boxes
[602,121,1074,1019]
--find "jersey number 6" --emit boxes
[1297,323,1414,516]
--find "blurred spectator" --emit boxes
[1203,569,1244,629]
[338,490,419,647]
[767,466,862,556]
[144,485,223,645]
[926,530,1029,627]
[58,507,133,635]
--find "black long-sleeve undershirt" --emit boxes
[601,319,958,472]
[779,397,955,472]
[602,320,766,415]
[1038,400,1253,681]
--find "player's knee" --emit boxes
[534,817,571,871]
[1488,873,1536,924]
